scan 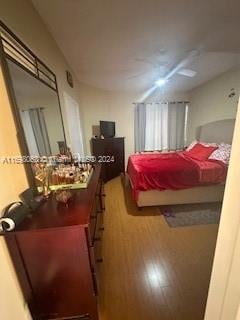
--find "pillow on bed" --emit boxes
[209,143,231,164]
[186,140,198,151]
[185,143,218,161]
[186,140,218,151]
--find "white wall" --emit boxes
[79,83,137,162]
[187,68,240,143]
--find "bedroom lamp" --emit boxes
[155,78,168,87]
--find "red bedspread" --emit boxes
[127,152,227,200]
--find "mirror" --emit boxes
[7,59,66,157]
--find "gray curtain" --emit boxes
[134,102,187,152]
[168,102,187,150]
[29,108,51,156]
[134,103,146,152]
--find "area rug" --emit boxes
[161,203,221,227]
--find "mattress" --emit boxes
[127,152,227,201]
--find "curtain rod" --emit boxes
[133,101,190,105]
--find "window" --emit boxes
[134,102,188,152]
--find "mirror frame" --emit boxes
[0,20,67,193]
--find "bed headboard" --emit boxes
[197,119,235,144]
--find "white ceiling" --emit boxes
[32,0,240,92]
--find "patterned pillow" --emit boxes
[220,143,231,149]
[209,143,231,164]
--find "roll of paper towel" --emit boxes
[0,217,16,231]
[0,202,30,232]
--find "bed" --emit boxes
[126,119,235,207]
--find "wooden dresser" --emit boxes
[91,137,125,182]
[4,165,104,320]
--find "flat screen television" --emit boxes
[100,121,115,138]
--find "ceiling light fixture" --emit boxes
[155,78,168,87]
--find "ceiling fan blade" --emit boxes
[177,68,197,77]
[127,70,149,79]
[135,58,156,67]
[165,49,200,80]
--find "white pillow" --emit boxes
[209,143,231,164]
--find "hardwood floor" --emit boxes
[98,176,219,320]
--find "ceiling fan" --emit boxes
[128,49,200,85]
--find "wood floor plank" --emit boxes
[98,177,218,320]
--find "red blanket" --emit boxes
[127,152,227,200]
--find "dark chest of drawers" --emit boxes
[91,137,125,182]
